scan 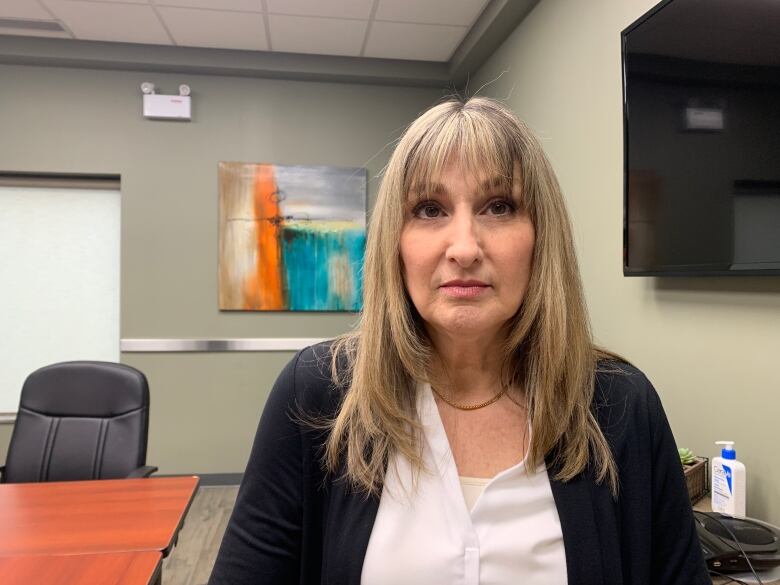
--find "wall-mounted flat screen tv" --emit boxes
[622,0,780,276]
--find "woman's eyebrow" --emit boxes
[407,177,510,202]
[412,177,505,193]
[480,177,509,192]
[408,183,445,199]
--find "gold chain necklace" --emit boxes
[431,384,508,411]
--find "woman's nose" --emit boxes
[444,214,483,266]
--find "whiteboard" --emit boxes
[0,186,120,416]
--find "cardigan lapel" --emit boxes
[322,470,380,585]
[547,464,606,585]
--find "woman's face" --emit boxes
[399,161,535,345]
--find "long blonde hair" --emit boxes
[326,96,619,496]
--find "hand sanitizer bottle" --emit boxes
[711,441,746,518]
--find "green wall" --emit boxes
[0,425,10,465]
[0,63,440,474]
[473,0,780,524]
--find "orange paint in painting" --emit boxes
[242,164,285,309]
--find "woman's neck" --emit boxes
[428,334,507,401]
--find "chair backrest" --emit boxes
[3,361,151,483]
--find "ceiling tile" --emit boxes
[364,21,466,61]
[269,14,366,57]
[0,0,52,19]
[43,0,171,44]
[71,0,150,4]
[154,0,263,11]
[72,0,152,6]
[157,7,267,51]
[375,0,488,27]
[266,0,373,20]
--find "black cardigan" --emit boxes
[208,342,711,585]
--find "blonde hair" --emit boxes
[326,96,619,496]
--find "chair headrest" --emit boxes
[20,361,149,417]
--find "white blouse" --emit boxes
[361,382,568,585]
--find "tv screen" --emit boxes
[622,0,780,276]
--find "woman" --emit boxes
[208,97,709,584]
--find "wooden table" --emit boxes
[0,476,199,557]
[0,551,162,585]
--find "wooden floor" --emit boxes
[162,485,239,585]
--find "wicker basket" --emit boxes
[683,456,708,504]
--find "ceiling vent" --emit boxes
[0,18,66,32]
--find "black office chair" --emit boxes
[0,361,158,483]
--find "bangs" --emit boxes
[402,104,525,203]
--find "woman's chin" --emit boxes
[427,308,507,341]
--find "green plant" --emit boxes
[678,447,697,465]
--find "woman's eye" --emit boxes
[486,200,514,215]
[414,204,442,219]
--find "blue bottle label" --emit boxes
[712,461,735,512]
[723,464,732,495]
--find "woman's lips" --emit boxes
[439,281,491,298]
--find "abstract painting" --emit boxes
[219,162,366,311]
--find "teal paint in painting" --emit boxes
[280,221,365,311]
